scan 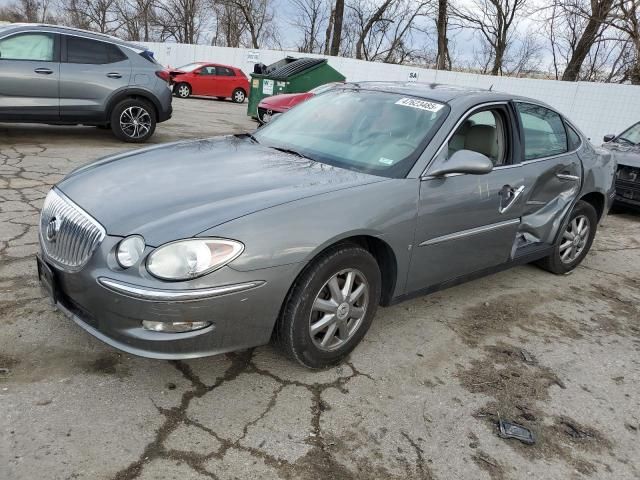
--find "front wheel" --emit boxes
[275,244,381,369]
[110,99,156,143]
[232,88,246,103]
[537,200,598,274]
[175,83,191,98]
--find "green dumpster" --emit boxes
[247,56,345,118]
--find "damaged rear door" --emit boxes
[512,102,582,253]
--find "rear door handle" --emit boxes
[34,68,53,75]
[107,72,122,79]
[556,173,580,181]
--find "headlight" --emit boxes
[146,238,244,281]
[117,235,145,268]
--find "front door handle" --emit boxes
[499,185,525,214]
[107,72,122,79]
[556,173,580,181]
[34,68,53,75]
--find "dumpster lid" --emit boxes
[267,57,326,80]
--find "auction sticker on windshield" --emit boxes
[395,98,444,112]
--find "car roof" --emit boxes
[1,23,147,51]
[195,62,238,70]
[344,81,547,108]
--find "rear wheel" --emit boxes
[537,200,598,274]
[110,98,156,143]
[175,83,191,98]
[232,88,246,103]
[275,244,381,369]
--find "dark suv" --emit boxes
[0,24,173,142]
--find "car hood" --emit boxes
[57,136,384,246]
[259,93,310,109]
[602,142,640,168]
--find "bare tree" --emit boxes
[452,0,528,75]
[330,0,345,55]
[1,0,57,22]
[59,0,122,33]
[153,0,208,43]
[290,0,330,52]
[219,0,278,48]
[607,0,640,83]
[115,0,156,41]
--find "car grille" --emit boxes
[39,189,106,272]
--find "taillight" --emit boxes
[155,70,170,83]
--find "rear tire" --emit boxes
[232,88,246,103]
[537,200,598,274]
[275,244,381,369]
[175,83,191,98]
[110,98,156,143]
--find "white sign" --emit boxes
[247,50,260,63]
[395,97,444,112]
[263,79,274,95]
[408,71,419,82]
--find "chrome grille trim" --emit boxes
[39,188,106,272]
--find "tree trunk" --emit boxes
[561,0,614,81]
[324,7,334,55]
[330,0,344,56]
[436,0,450,70]
[355,0,393,60]
[492,40,505,75]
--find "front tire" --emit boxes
[537,200,598,274]
[275,244,381,369]
[175,83,191,98]
[232,88,246,103]
[110,98,156,143]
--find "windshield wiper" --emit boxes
[618,136,636,145]
[236,133,260,144]
[271,146,312,160]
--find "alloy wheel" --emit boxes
[309,269,369,351]
[234,90,245,102]
[559,214,590,264]
[177,85,190,98]
[119,106,151,140]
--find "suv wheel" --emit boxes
[537,200,598,274]
[110,99,156,143]
[232,88,246,103]
[175,83,191,98]
[275,244,381,369]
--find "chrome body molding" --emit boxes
[97,277,265,301]
[419,219,521,247]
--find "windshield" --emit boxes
[253,89,449,177]
[618,123,640,145]
[176,63,202,72]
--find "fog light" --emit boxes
[142,320,211,333]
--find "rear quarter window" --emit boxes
[516,102,568,160]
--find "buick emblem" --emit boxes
[46,217,59,242]
[267,109,272,115]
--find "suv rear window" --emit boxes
[66,36,127,64]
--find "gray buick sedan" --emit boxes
[37,83,616,368]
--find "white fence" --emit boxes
[142,42,640,143]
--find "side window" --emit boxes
[216,66,235,76]
[199,66,216,75]
[446,109,508,166]
[565,123,582,150]
[66,36,126,64]
[516,103,568,160]
[0,33,54,61]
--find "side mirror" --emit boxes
[428,149,494,177]
[603,134,615,143]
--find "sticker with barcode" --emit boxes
[395,97,444,112]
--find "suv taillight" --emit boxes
[155,70,170,83]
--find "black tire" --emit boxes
[232,88,246,103]
[275,244,381,369]
[174,82,191,98]
[110,98,156,143]
[537,200,598,274]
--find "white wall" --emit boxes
[142,42,640,143]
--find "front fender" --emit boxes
[202,179,419,298]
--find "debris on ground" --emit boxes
[498,419,536,445]
[520,349,536,364]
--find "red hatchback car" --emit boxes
[257,82,341,123]
[171,62,250,103]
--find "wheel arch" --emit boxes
[579,191,606,221]
[105,88,161,122]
